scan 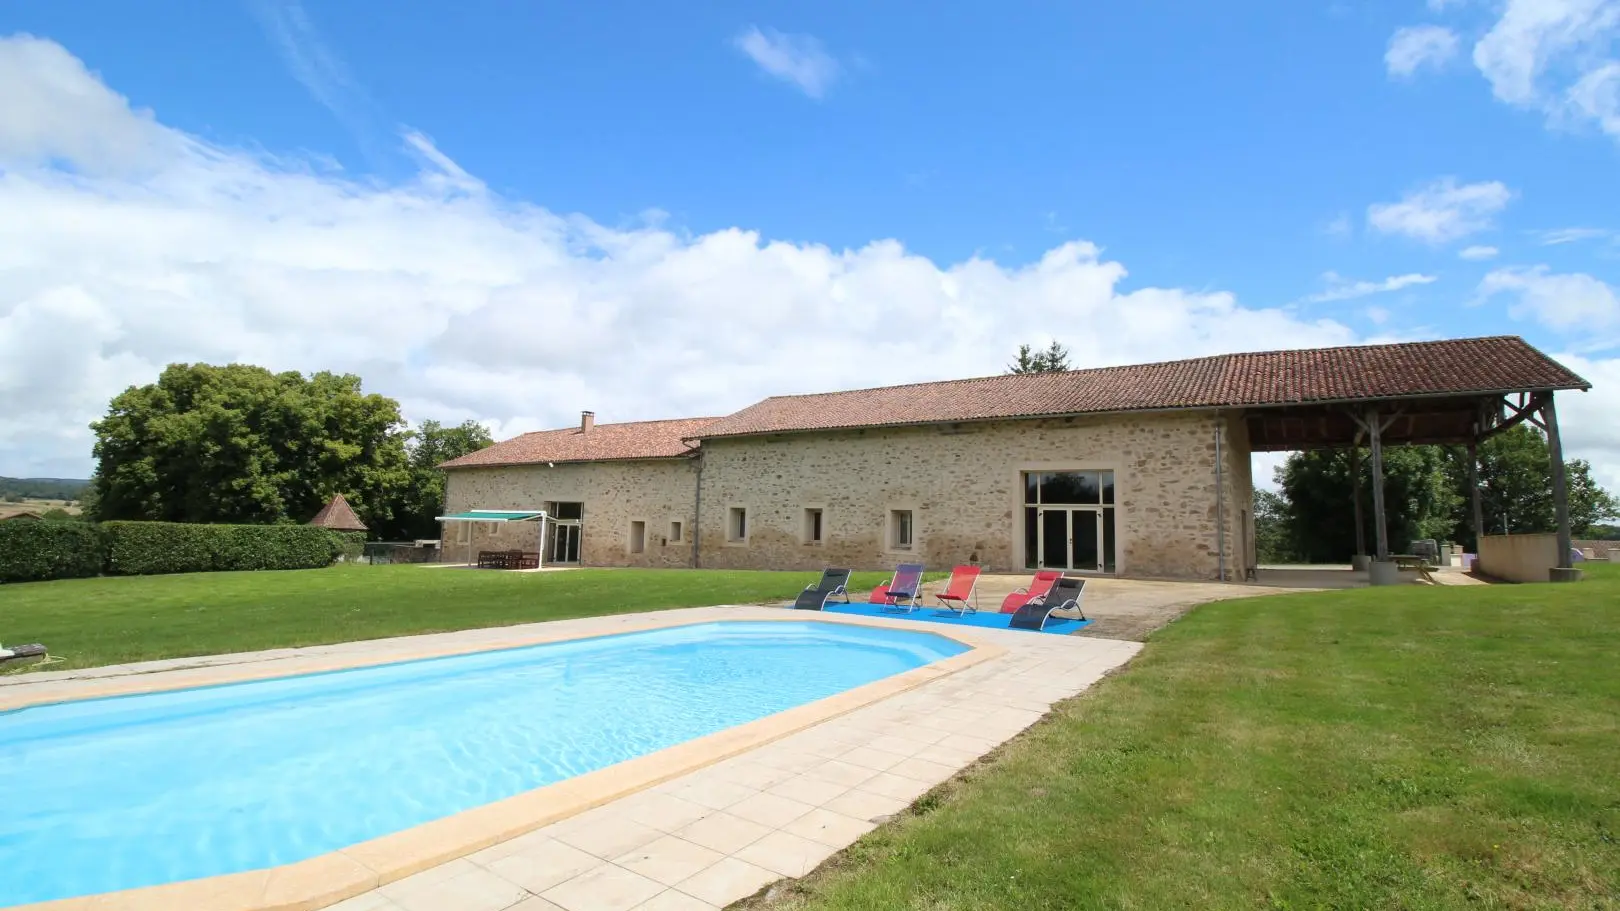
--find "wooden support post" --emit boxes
[1542,392,1576,576]
[1367,407,1390,562]
[1350,445,1366,559]
[1468,439,1484,552]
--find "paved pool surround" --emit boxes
[1,608,1140,911]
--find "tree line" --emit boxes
[1256,425,1620,563]
[83,363,493,540]
[1,477,89,502]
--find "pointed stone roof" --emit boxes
[308,493,368,531]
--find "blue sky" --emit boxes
[1,0,1617,486]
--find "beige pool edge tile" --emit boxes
[6,611,1004,911]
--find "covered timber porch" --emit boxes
[1246,387,1589,585]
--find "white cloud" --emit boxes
[733,26,840,98]
[1367,178,1513,243]
[1428,0,1468,9]
[1323,212,1353,237]
[1366,305,1391,325]
[1478,265,1620,330]
[1302,271,1438,303]
[1386,25,1461,78]
[1472,0,1620,139]
[1536,226,1613,244]
[0,34,1370,479]
[1552,353,1620,492]
[247,0,377,142]
[1459,244,1500,260]
[1568,61,1620,136]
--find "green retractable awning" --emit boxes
[436,510,547,522]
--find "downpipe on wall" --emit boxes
[1215,411,1227,583]
[691,451,704,569]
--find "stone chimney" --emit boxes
[581,411,595,435]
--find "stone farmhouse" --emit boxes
[438,336,1587,580]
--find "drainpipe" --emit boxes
[1214,411,1227,582]
[691,450,704,569]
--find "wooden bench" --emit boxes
[1391,554,1438,583]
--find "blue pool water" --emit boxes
[0,621,966,906]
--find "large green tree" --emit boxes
[1278,447,1461,563]
[1253,488,1298,564]
[1271,425,1618,561]
[91,364,411,530]
[375,419,494,541]
[1441,425,1619,549]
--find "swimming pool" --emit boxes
[0,620,969,907]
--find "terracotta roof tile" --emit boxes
[693,336,1588,439]
[442,417,718,469]
[307,493,368,531]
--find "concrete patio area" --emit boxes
[913,573,1303,642]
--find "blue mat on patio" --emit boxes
[819,601,1089,635]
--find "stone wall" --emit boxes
[1572,538,1618,560]
[441,459,699,568]
[693,410,1253,580]
[1478,532,1561,582]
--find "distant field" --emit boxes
[0,476,89,502]
[0,565,903,672]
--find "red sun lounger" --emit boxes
[934,564,983,615]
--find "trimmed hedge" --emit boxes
[103,522,345,576]
[330,530,366,563]
[0,521,107,584]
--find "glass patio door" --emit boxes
[1038,508,1104,572]
[548,523,581,564]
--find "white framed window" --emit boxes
[629,520,646,554]
[727,507,748,543]
[802,507,824,544]
[669,520,683,544]
[889,509,914,551]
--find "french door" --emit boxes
[548,522,581,564]
[1038,507,1104,572]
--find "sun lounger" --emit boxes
[934,564,983,615]
[868,562,925,611]
[795,568,853,610]
[1009,576,1086,631]
[1000,570,1062,613]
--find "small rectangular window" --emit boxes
[728,507,748,542]
[890,509,914,550]
[803,508,824,544]
[629,521,646,554]
[670,521,683,543]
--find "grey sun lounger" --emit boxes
[794,568,853,610]
[1009,576,1086,631]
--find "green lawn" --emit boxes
[758,563,1620,911]
[0,565,903,672]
